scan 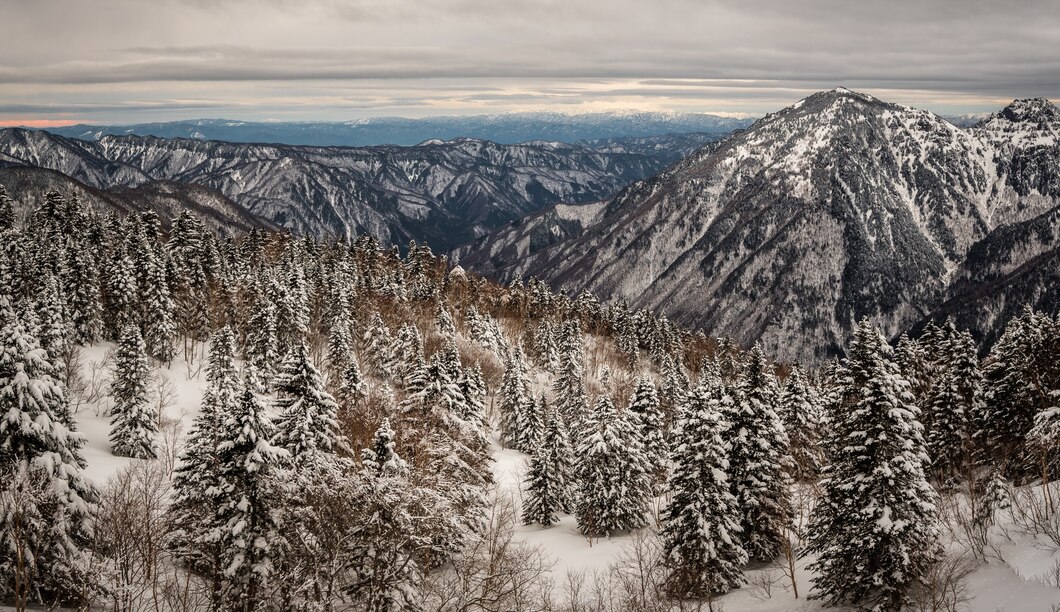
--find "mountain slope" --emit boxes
[0,165,279,235]
[0,129,721,250]
[40,112,752,147]
[455,90,1060,361]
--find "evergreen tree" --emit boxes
[553,320,588,428]
[498,347,532,450]
[272,344,344,460]
[523,407,575,526]
[807,321,941,611]
[0,299,97,608]
[727,346,791,562]
[103,245,137,339]
[109,324,157,459]
[63,243,103,344]
[627,375,668,491]
[0,184,14,231]
[362,418,408,477]
[168,327,241,604]
[660,382,747,598]
[244,289,279,390]
[778,366,823,482]
[216,386,288,609]
[140,247,176,363]
[925,367,968,481]
[574,396,651,537]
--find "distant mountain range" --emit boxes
[0,165,279,236]
[0,129,722,250]
[454,89,1060,361]
[37,112,754,148]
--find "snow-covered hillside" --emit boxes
[456,90,1060,362]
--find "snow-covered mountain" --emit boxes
[0,129,719,250]
[0,165,279,236]
[454,89,1060,362]
[39,112,752,147]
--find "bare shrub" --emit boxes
[149,372,179,426]
[1009,482,1060,548]
[908,553,976,612]
[90,460,213,612]
[420,494,554,611]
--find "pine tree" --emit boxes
[778,365,823,482]
[362,418,408,477]
[925,367,968,481]
[245,289,279,390]
[727,346,791,562]
[574,396,651,537]
[216,386,288,609]
[523,407,575,526]
[660,382,747,598]
[109,324,157,459]
[498,347,532,449]
[140,247,176,363]
[553,320,588,428]
[168,327,241,604]
[627,375,668,491]
[807,321,941,611]
[272,344,344,460]
[0,299,97,608]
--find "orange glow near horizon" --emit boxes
[0,119,82,128]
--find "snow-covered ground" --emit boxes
[67,341,1060,612]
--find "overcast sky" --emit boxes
[3,0,1058,125]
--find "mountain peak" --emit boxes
[997,97,1058,124]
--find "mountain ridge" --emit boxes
[0,128,722,250]
[454,90,1060,361]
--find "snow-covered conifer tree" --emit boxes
[109,324,157,459]
[272,343,344,460]
[215,385,287,608]
[727,346,791,562]
[778,365,823,481]
[0,298,97,607]
[660,382,747,598]
[627,375,668,490]
[574,396,651,537]
[807,320,941,611]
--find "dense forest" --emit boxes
[1,184,1059,611]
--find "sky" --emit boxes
[2,0,1059,126]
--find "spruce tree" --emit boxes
[216,386,288,609]
[0,299,97,607]
[272,344,344,460]
[109,324,157,459]
[362,418,408,477]
[498,348,532,449]
[807,321,941,611]
[660,382,747,598]
[574,396,651,537]
[925,366,968,481]
[778,365,823,482]
[523,407,576,526]
[553,320,588,428]
[168,326,241,604]
[727,346,791,562]
[627,375,668,491]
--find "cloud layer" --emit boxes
[3,0,1058,123]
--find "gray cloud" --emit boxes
[1,0,1057,123]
